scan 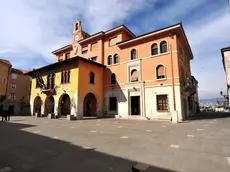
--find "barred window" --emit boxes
[157,95,169,111]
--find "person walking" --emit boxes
[1,109,7,122]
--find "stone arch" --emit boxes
[33,96,42,116]
[58,93,71,116]
[83,93,97,117]
[44,95,55,116]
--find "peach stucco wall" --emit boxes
[77,60,104,107]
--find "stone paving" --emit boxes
[1,113,230,172]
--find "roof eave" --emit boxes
[52,45,72,54]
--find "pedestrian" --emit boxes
[1,109,7,122]
[7,108,10,121]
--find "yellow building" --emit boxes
[0,59,11,111]
[27,56,105,118]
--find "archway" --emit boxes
[83,93,97,117]
[59,94,71,116]
[45,95,54,116]
[33,96,42,116]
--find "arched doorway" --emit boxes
[59,94,71,116]
[33,96,42,116]
[45,96,54,116]
[83,93,97,117]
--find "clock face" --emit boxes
[75,35,79,41]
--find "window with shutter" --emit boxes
[156,65,165,79]
[130,69,139,82]
[109,36,118,46]
[91,42,98,51]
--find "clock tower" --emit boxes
[72,19,83,42]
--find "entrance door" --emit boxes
[131,96,140,115]
[83,93,97,117]
[9,105,14,115]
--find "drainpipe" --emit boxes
[169,36,178,123]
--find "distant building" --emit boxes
[0,59,12,112]
[27,20,198,121]
[221,46,230,105]
[0,59,31,115]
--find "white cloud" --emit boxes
[0,0,154,67]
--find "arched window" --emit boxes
[65,71,68,83]
[131,49,137,60]
[61,72,64,84]
[160,41,168,53]
[114,54,119,64]
[108,55,112,65]
[47,74,51,89]
[67,71,70,83]
[90,72,95,84]
[151,43,158,56]
[156,65,165,79]
[111,73,116,85]
[130,69,139,82]
[51,73,55,89]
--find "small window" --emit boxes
[51,73,55,89]
[114,54,119,64]
[131,49,137,60]
[8,93,16,100]
[47,74,51,89]
[91,42,98,51]
[130,69,139,82]
[91,57,97,62]
[151,43,158,56]
[75,23,78,31]
[11,83,16,89]
[160,41,168,53]
[109,36,117,46]
[111,73,116,85]
[61,71,70,84]
[11,74,17,79]
[90,72,95,84]
[67,71,70,83]
[157,95,169,111]
[65,52,70,60]
[156,65,165,79]
[109,97,117,111]
[82,50,88,54]
[107,55,112,65]
[82,46,88,54]
[36,79,40,88]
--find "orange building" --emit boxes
[28,19,198,122]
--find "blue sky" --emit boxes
[0,0,229,99]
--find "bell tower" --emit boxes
[72,19,83,42]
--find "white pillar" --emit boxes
[171,110,178,123]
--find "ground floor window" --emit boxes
[157,95,169,111]
[109,97,117,111]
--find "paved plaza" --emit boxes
[1,113,230,172]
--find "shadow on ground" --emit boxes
[0,122,175,172]
[189,112,230,121]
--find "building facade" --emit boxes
[0,59,12,112]
[29,20,198,121]
[4,68,31,115]
[0,59,31,115]
[221,46,230,105]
